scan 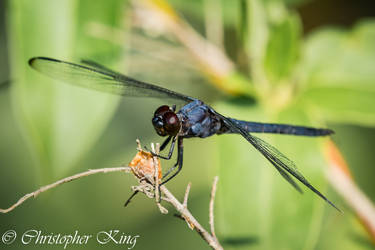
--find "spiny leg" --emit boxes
[144,136,171,153]
[151,136,177,160]
[160,135,172,151]
[161,137,184,185]
[124,190,139,207]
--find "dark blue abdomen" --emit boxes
[229,119,333,136]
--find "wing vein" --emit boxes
[29,57,195,104]
[213,109,340,212]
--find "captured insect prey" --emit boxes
[28,56,340,212]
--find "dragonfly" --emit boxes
[29,56,340,211]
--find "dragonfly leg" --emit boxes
[160,136,172,151]
[144,136,170,152]
[124,190,139,207]
[150,136,177,160]
[161,138,183,185]
[157,185,162,203]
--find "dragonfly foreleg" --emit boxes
[160,136,172,151]
[161,138,184,185]
[151,136,177,160]
[124,190,139,207]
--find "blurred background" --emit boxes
[1,0,375,249]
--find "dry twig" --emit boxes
[209,176,219,239]
[0,167,130,213]
[127,142,223,249]
[159,184,222,250]
[183,182,191,207]
[0,140,223,249]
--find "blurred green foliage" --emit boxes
[1,0,375,250]
[214,1,375,250]
[8,0,124,180]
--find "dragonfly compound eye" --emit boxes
[154,105,171,116]
[164,112,180,136]
[152,116,167,136]
[153,105,175,136]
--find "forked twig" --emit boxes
[159,184,222,250]
[0,140,223,249]
[127,141,222,249]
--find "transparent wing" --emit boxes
[212,109,341,212]
[29,57,195,104]
[80,59,121,75]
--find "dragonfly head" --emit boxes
[152,105,180,137]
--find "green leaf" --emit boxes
[300,87,375,126]
[245,0,269,81]
[245,0,302,88]
[8,0,124,179]
[302,24,375,90]
[264,13,301,83]
[301,19,375,89]
[297,20,375,126]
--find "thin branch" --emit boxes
[160,185,222,250]
[151,143,168,214]
[180,182,194,230]
[131,142,223,250]
[209,176,219,239]
[183,182,191,207]
[152,143,161,205]
[0,166,130,214]
[1,140,223,249]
